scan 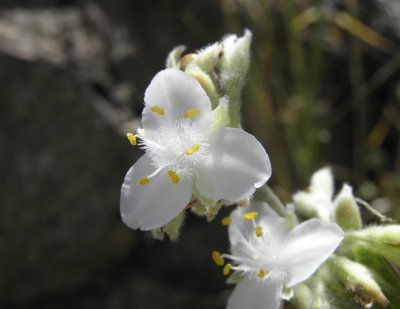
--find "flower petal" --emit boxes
[279,219,344,288]
[142,68,212,130]
[229,201,287,249]
[310,167,334,199]
[195,127,271,202]
[227,277,283,309]
[120,155,193,231]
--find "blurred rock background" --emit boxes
[1,0,399,308]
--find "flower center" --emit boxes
[213,211,283,281]
[137,119,209,182]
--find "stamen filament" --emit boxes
[148,165,166,178]
[139,165,167,185]
[150,105,165,115]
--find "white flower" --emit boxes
[120,69,271,231]
[225,201,344,309]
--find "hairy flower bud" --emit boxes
[166,45,186,68]
[334,184,362,231]
[220,29,252,90]
[349,225,400,265]
[190,42,222,73]
[331,256,389,307]
[220,29,252,127]
[185,65,219,108]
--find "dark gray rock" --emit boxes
[0,30,137,306]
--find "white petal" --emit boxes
[279,219,344,288]
[195,127,271,202]
[142,68,212,130]
[120,155,193,231]
[226,277,283,309]
[229,201,287,248]
[310,167,334,199]
[293,191,333,222]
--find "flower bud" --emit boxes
[310,167,334,198]
[190,42,222,73]
[292,284,313,309]
[185,65,219,108]
[352,225,400,245]
[179,53,196,70]
[220,29,252,90]
[350,225,400,265]
[292,191,331,222]
[165,45,186,68]
[310,282,331,309]
[353,245,400,308]
[292,168,334,222]
[220,29,252,127]
[334,184,362,231]
[331,256,389,307]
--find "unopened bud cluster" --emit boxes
[288,167,398,308]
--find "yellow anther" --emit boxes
[126,133,137,145]
[139,176,150,186]
[211,251,224,266]
[223,263,232,276]
[167,170,180,184]
[255,226,263,237]
[244,211,258,221]
[150,105,165,115]
[258,268,266,278]
[186,144,200,155]
[221,217,232,226]
[184,109,201,119]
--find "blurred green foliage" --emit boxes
[214,0,400,219]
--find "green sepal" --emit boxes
[162,210,185,241]
[211,97,230,129]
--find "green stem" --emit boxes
[253,185,287,216]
